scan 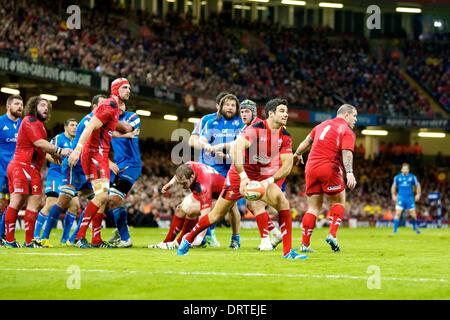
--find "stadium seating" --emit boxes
[0,1,444,118]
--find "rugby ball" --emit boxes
[244,181,265,201]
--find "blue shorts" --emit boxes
[281,180,287,192]
[45,173,63,196]
[396,198,415,211]
[61,159,91,192]
[110,165,142,185]
[0,174,8,197]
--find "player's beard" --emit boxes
[10,109,23,118]
[222,110,235,120]
[36,110,48,122]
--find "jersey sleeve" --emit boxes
[392,176,398,187]
[192,115,208,135]
[196,172,213,211]
[413,175,420,186]
[127,113,141,130]
[309,126,317,140]
[341,129,356,151]
[200,119,213,142]
[242,126,258,144]
[94,103,112,125]
[280,134,293,154]
[50,135,57,147]
[24,119,45,143]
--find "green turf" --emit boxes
[0,227,448,300]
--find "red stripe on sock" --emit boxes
[278,209,292,256]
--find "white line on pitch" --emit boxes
[0,268,446,283]
[15,253,82,257]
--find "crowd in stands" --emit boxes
[0,0,444,118]
[404,41,450,112]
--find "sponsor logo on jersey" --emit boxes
[2,125,9,131]
[252,155,271,165]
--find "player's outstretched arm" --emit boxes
[68,116,103,166]
[230,135,251,195]
[415,181,421,202]
[342,149,357,190]
[294,134,313,165]
[115,121,133,134]
[162,176,177,194]
[33,139,71,157]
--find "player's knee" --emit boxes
[94,192,109,205]
[68,202,80,214]
[107,196,121,210]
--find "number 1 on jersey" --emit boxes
[319,125,331,141]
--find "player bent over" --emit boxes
[294,104,357,253]
[177,98,307,260]
[149,161,225,249]
[391,163,421,234]
[68,79,132,248]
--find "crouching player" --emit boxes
[149,161,225,249]
[177,98,307,260]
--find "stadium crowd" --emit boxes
[0,0,443,118]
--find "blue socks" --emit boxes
[231,233,240,244]
[69,210,85,243]
[41,205,64,240]
[206,223,217,237]
[0,207,6,237]
[411,218,417,231]
[61,212,77,243]
[393,219,400,233]
[33,212,48,239]
[110,207,130,241]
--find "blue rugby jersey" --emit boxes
[111,111,141,168]
[0,114,22,175]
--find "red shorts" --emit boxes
[80,151,110,181]
[7,161,42,195]
[305,163,345,196]
[221,170,272,201]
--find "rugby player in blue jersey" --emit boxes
[391,163,422,234]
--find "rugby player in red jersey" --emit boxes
[239,99,283,251]
[294,104,357,253]
[4,96,71,247]
[68,78,132,248]
[177,98,307,260]
[148,161,225,249]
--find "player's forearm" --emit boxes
[230,139,246,174]
[116,121,132,133]
[295,136,312,155]
[342,149,354,173]
[273,155,293,182]
[34,139,59,154]
[189,135,205,150]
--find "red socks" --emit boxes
[76,201,99,240]
[185,214,211,243]
[329,204,345,237]
[278,209,292,256]
[5,206,18,242]
[164,215,185,242]
[301,212,316,246]
[177,217,199,244]
[24,210,38,244]
[255,212,269,238]
[267,217,276,232]
[91,213,104,245]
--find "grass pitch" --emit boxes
[0,227,448,300]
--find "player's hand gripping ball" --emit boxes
[244,181,266,201]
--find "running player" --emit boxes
[391,163,421,234]
[106,104,142,248]
[177,98,307,260]
[294,104,357,253]
[239,99,282,251]
[3,96,71,247]
[0,94,23,244]
[33,118,78,242]
[149,161,225,249]
[68,78,132,248]
[188,91,229,247]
